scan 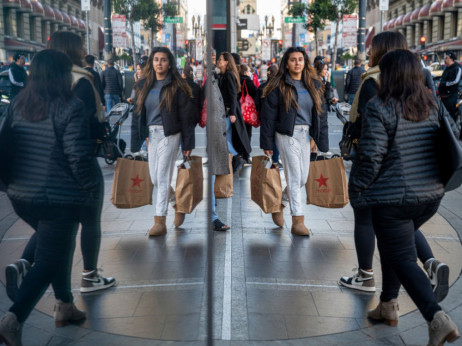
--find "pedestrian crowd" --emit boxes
[0,29,461,346]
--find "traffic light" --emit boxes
[278,40,282,52]
[423,55,428,61]
[420,36,426,49]
[185,40,189,52]
[272,57,276,63]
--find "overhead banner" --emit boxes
[112,14,128,48]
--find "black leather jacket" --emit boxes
[137,76,196,150]
[259,76,329,152]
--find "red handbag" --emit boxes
[199,99,207,128]
[240,81,260,128]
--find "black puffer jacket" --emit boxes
[344,66,365,95]
[137,76,196,150]
[101,66,123,95]
[260,76,328,152]
[5,97,99,207]
[349,97,450,209]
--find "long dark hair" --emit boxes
[14,49,73,121]
[47,31,84,67]
[369,32,408,67]
[136,47,192,114]
[313,60,328,78]
[219,52,241,93]
[378,49,436,122]
[262,47,322,113]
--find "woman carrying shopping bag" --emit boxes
[135,47,196,235]
[260,47,328,235]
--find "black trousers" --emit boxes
[371,201,442,321]
[10,202,79,323]
[441,93,458,123]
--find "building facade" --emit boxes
[0,0,104,63]
[371,0,462,56]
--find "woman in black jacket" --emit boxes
[349,49,460,345]
[182,64,201,123]
[238,63,258,164]
[339,32,447,301]
[136,47,195,234]
[260,47,328,235]
[217,52,251,173]
[0,50,98,345]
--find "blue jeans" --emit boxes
[10,202,80,323]
[105,94,121,113]
[348,93,355,105]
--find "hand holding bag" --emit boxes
[215,154,234,198]
[436,101,462,191]
[240,81,260,128]
[174,156,203,213]
[111,158,154,208]
[250,156,283,213]
[306,157,349,208]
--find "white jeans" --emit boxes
[148,126,181,216]
[276,125,311,216]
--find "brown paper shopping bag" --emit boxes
[215,154,233,198]
[306,157,349,208]
[250,155,283,213]
[111,158,154,208]
[174,156,203,214]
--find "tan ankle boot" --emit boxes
[53,300,86,327]
[271,205,285,227]
[174,212,185,227]
[367,299,399,326]
[0,312,22,346]
[149,216,167,236]
[291,216,310,236]
[427,311,461,346]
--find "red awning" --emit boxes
[42,4,54,20]
[388,18,396,29]
[2,0,20,7]
[411,8,421,21]
[394,14,404,27]
[98,27,104,50]
[78,19,86,30]
[383,20,389,31]
[4,38,45,52]
[70,15,79,28]
[455,0,462,6]
[418,3,431,19]
[430,0,443,14]
[61,12,71,25]
[18,0,32,11]
[53,8,63,22]
[365,26,375,50]
[30,0,44,16]
[442,0,454,8]
[419,39,462,52]
[403,11,412,24]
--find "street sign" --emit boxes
[81,0,90,11]
[236,18,248,30]
[342,15,357,48]
[379,0,389,11]
[284,17,306,24]
[262,38,271,61]
[164,17,183,24]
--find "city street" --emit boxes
[1,111,462,345]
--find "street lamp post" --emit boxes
[103,0,112,59]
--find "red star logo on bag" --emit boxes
[130,174,144,188]
[315,174,328,187]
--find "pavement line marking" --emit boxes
[45,282,205,294]
[247,282,340,289]
[221,195,233,340]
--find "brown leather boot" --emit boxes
[367,299,399,326]
[271,205,284,227]
[291,216,310,236]
[149,216,167,236]
[174,212,185,227]
[427,311,460,346]
[53,300,86,327]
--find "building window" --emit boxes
[450,12,457,38]
[16,12,24,38]
[437,16,443,41]
[4,9,12,36]
[42,20,48,43]
[30,17,36,41]
[427,20,433,43]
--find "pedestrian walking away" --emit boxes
[13,31,117,295]
[84,55,106,109]
[344,59,365,105]
[349,49,460,345]
[260,47,329,235]
[339,32,448,300]
[8,53,27,100]
[0,49,99,345]
[135,47,196,235]
[438,52,461,123]
[101,58,124,113]
[216,52,251,174]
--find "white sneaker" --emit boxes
[339,268,376,292]
[80,270,116,293]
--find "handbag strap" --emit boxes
[241,80,248,102]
